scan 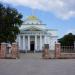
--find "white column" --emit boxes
[23,35,25,50]
[35,35,37,51]
[44,35,46,44]
[40,35,42,50]
[28,35,30,50]
[18,35,21,50]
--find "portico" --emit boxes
[18,34,45,52]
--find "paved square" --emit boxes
[0,54,75,75]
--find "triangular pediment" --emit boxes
[24,26,44,31]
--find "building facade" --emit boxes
[16,16,57,52]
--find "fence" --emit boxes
[55,43,75,59]
[61,46,75,53]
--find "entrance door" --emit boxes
[30,41,35,52]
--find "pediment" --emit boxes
[24,26,44,31]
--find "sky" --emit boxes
[0,0,75,38]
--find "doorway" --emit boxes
[30,41,35,52]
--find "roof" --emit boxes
[22,16,45,25]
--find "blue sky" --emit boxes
[0,0,75,38]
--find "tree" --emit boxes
[58,33,75,46]
[0,3,23,43]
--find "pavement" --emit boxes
[0,53,75,75]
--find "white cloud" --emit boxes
[0,0,75,20]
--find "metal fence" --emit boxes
[61,46,75,53]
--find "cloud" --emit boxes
[0,0,75,20]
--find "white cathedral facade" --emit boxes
[16,16,57,52]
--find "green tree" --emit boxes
[58,33,75,46]
[0,3,23,43]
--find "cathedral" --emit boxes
[16,16,57,52]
